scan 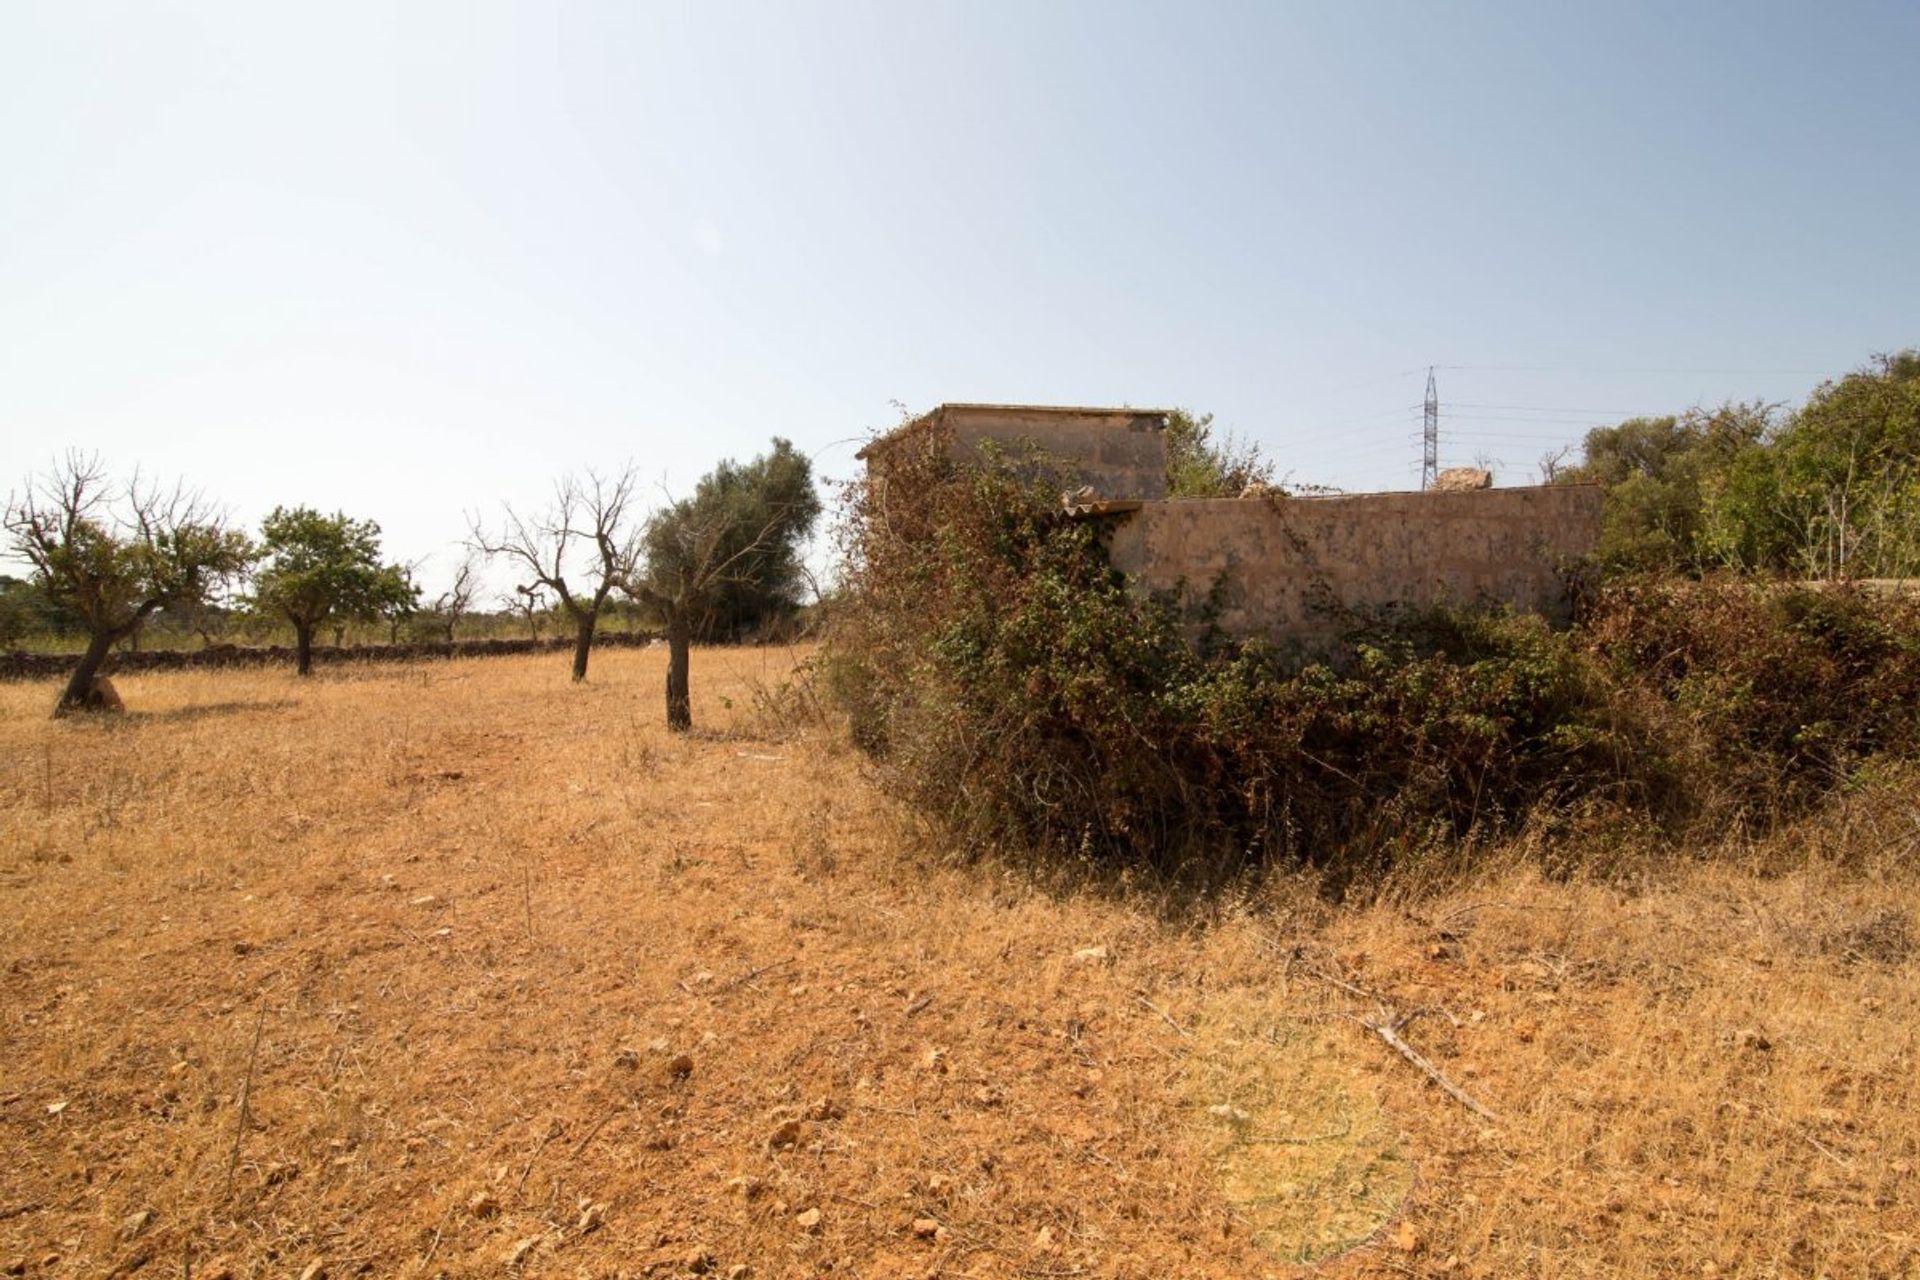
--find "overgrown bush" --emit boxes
[829,440,1920,883]
[1581,578,1920,816]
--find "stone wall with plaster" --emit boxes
[862,405,1171,500]
[1101,486,1604,650]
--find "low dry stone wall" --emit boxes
[0,632,660,682]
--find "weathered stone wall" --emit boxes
[864,405,1170,500]
[943,407,1170,499]
[1103,486,1603,650]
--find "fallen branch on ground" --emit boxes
[1134,992,1193,1038]
[1357,1010,1499,1123]
[1283,943,1500,1122]
[718,957,795,993]
[222,1000,269,1202]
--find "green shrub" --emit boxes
[830,444,1920,882]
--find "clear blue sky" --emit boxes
[4,1,1916,590]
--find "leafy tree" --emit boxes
[0,573,82,648]
[1556,404,1771,573]
[1702,352,1920,578]
[470,466,640,681]
[252,507,416,675]
[0,577,35,650]
[383,560,424,644]
[4,453,255,716]
[628,438,820,731]
[1164,409,1275,498]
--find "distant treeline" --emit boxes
[1549,350,1920,579]
[6,438,820,724]
[0,630,662,683]
[0,580,672,654]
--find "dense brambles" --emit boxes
[1581,578,1920,817]
[830,442,1920,882]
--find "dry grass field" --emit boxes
[2,647,1917,1279]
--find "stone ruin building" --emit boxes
[858,403,1604,651]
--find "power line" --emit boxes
[1445,435,1593,446]
[1261,366,1428,409]
[1441,402,1654,415]
[1434,363,1827,376]
[1276,404,1426,431]
[1443,420,1620,429]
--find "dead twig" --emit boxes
[1133,993,1193,1039]
[523,863,535,947]
[717,957,795,993]
[515,1119,563,1193]
[419,1181,457,1267]
[1283,944,1494,1119]
[1802,1128,1854,1169]
[1357,1011,1499,1123]
[1267,937,1388,1003]
[222,1000,269,1202]
[571,1108,624,1158]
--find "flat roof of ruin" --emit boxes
[856,402,1175,460]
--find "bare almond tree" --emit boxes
[502,582,548,641]
[429,552,481,648]
[5,453,255,716]
[469,466,640,681]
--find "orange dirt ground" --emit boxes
[1,647,1916,1279]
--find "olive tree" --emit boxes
[252,507,416,675]
[470,466,640,681]
[4,453,255,717]
[627,439,819,731]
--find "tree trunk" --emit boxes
[571,613,595,682]
[294,620,315,676]
[53,630,118,719]
[666,615,692,732]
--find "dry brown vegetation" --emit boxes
[2,649,1917,1278]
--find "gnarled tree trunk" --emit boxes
[571,613,596,682]
[53,630,119,719]
[665,615,692,732]
[294,620,316,676]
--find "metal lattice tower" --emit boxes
[1422,366,1439,489]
